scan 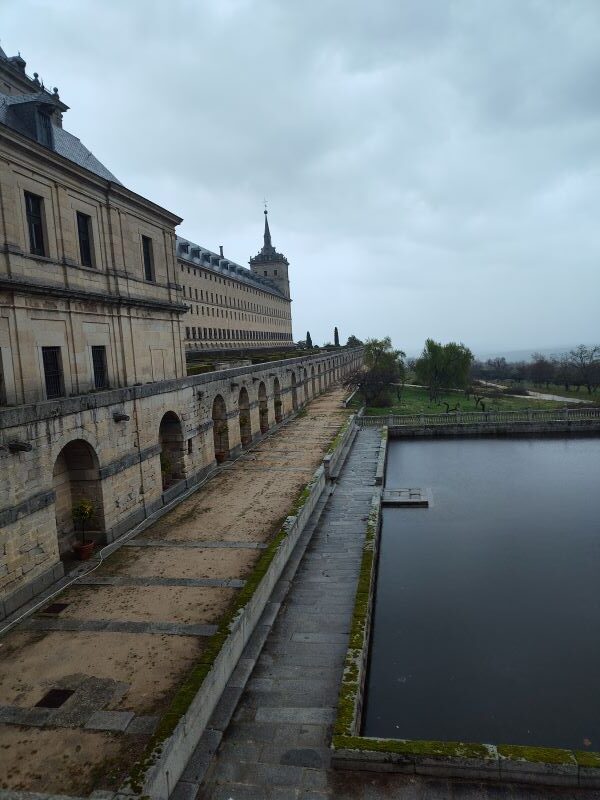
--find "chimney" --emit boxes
[219,245,224,257]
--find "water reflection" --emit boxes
[363,436,600,750]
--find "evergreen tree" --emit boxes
[306,331,313,349]
[334,327,340,347]
[346,334,363,347]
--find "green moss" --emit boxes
[574,750,600,768]
[127,411,353,792]
[333,735,492,761]
[497,744,576,765]
[326,417,351,455]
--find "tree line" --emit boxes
[472,345,600,394]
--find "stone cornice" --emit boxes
[0,348,363,430]
[0,274,188,314]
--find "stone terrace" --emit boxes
[191,428,600,800]
[0,389,350,796]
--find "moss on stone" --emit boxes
[497,744,576,765]
[326,417,352,455]
[574,750,600,768]
[126,406,353,793]
[333,734,493,761]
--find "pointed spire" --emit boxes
[263,208,272,250]
[250,203,288,267]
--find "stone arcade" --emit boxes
[0,45,363,619]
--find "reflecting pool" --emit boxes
[363,436,600,751]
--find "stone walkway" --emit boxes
[190,428,600,800]
[0,390,350,796]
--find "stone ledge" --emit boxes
[128,414,355,799]
[331,737,600,788]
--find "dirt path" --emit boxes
[0,388,350,796]
[478,380,589,404]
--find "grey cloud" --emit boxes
[2,0,599,354]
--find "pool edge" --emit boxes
[330,426,600,789]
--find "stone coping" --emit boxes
[0,348,363,429]
[330,430,600,789]
[123,413,358,799]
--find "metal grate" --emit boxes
[35,688,74,708]
[41,602,69,615]
[42,347,63,398]
[92,345,108,389]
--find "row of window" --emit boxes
[41,344,108,400]
[24,190,157,282]
[185,327,292,342]
[180,263,285,305]
[186,303,288,325]
[182,284,288,317]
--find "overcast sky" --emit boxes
[3,1,599,357]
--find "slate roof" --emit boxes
[0,91,121,184]
[177,236,286,299]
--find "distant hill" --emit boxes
[475,345,586,362]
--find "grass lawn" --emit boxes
[352,385,573,417]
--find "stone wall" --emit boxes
[0,125,186,406]
[0,348,363,619]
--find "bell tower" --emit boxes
[249,208,291,300]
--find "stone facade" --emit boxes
[0,45,362,620]
[0,349,362,619]
[0,51,187,406]
[178,226,293,354]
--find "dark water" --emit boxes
[363,436,600,750]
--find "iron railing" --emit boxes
[356,406,600,428]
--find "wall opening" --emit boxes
[239,386,252,447]
[274,377,283,423]
[258,381,269,434]
[52,439,105,559]
[303,368,309,403]
[291,371,298,411]
[311,365,316,397]
[159,411,185,490]
[212,394,230,463]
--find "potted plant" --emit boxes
[72,499,95,560]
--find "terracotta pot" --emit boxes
[73,540,95,560]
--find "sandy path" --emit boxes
[0,387,350,795]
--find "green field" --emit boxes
[352,385,573,417]
[519,382,599,402]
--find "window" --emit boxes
[92,345,108,389]
[37,110,53,148]
[0,353,6,405]
[42,346,64,398]
[25,191,46,256]
[77,212,93,267]
[142,235,154,281]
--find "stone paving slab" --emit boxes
[85,710,134,732]
[122,539,267,550]
[77,575,246,589]
[191,428,381,799]
[24,617,217,636]
[125,714,160,735]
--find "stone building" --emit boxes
[179,210,293,354]
[0,46,187,406]
[0,45,363,620]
